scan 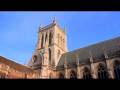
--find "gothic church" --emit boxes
[0,19,120,79]
[28,19,120,79]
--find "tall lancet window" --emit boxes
[63,39,65,48]
[45,34,48,45]
[49,48,51,65]
[83,67,92,79]
[97,63,108,79]
[58,34,60,45]
[114,60,120,79]
[49,73,53,79]
[60,36,62,47]
[41,35,44,48]
[49,32,52,46]
[33,55,37,63]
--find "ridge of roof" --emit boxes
[70,36,120,53]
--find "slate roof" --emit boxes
[0,56,34,73]
[56,36,120,69]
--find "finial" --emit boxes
[39,24,43,32]
[103,47,108,59]
[38,24,43,32]
[89,50,93,63]
[53,17,57,24]
[40,24,43,29]
[75,54,79,65]
[64,56,67,68]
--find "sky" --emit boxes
[0,11,120,65]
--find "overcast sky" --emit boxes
[0,11,120,65]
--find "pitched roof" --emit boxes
[0,56,34,73]
[57,36,120,69]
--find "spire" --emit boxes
[39,24,43,32]
[75,54,79,65]
[53,17,57,24]
[103,47,108,59]
[89,50,93,63]
[40,24,43,29]
[64,56,67,68]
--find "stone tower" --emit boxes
[28,18,68,78]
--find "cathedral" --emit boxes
[0,18,120,79]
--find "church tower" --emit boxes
[28,18,68,78]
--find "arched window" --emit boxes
[33,55,37,63]
[49,32,52,45]
[63,39,65,47]
[41,35,44,48]
[49,73,53,79]
[45,34,48,45]
[49,49,51,65]
[60,36,62,46]
[83,67,92,79]
[114,60,120,79]
[97,63,108,79]
[0,72,6,79]
[59,73,64,79]
[57,34,60,45]
[0,75,5,79]
[70,70,77,79]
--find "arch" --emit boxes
[58,73,64,79]
[49,48,51,65]
[97,63,108,79]
[83,67,92,79]
[49,32,52,45]
[57,33,60,45]
[70,70,77,79]
[32,54,42,70]
[63,39,65,47]
[0,75,5,79]
[38,54,42,68]
[32,55,37,63]
[60,36,62,46]
[49,73,53,79]
[113,60,120,79]
[41,35,44,48]
[45,33,48,45]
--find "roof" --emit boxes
[38,21,66,34]
[39,22,56,32]
[0,56,34,73]
[57,36,120,69]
